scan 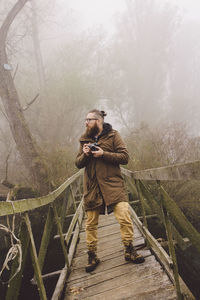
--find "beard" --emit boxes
[85,122,99,137]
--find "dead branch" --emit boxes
[0,103,9,121]
[1,180,14,189]
[0,0,29,47]
[12,63,18,80]
[5,149,12,181]
[22,93,39,111]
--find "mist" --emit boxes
[1,0,200,184]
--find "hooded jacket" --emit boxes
[75,123,129,213]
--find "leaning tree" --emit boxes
[0,0,51,194]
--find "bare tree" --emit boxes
[0,0,50,194]
[103,0,179,130]
[31,0,46,91]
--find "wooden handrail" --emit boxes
[121,162,200,300]
[122,159,200,181]
[3,169,84,300]
[0,169,83,217]
[2,161,199,300]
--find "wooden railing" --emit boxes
[1,160,200,300]
[122,160,200,300]
[0,169,84,300]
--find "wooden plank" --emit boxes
[71,246,149,273]
[161,199,182,300]
[0,169,83,217]
[139,180,192,250]
[64,203,179,300]
[68,255,156,285]
[66,261,165,296]
[38,206,54,271]
[64,199,83,245]
[52,203,69,269]
[76,235,144,257]
[68,249,151,282]
[51,204,84,300]
[24,213,47,300]
[160,186,200,253]
[121,160,200,181]
[59,190,69,228]
[126,177,152,214]
[85,285,177,300]
[75,236,145,259]
[65,271,175,300]
[129,206,196,300]
[135,180,148,228]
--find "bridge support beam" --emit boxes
[158,182,182,300]
[24,213,47,300]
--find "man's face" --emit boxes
[85,113,100,137]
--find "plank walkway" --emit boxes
[64,214,177,300]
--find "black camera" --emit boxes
[88,143,98,151]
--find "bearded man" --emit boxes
[75,109,145,272]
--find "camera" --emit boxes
[88,143,99,151]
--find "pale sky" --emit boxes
[41,0,200,130]
[63,0,200,29]
[41,0,200,45]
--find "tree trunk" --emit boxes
[31,0,46,91]
[0,0,50,195]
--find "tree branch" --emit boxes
[0,103,9,121]
[1,149,14,189]
[0,0,28,47]
[5,149,12,181]
[12,63,18,80]
[22,93,39,111]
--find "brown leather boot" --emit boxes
[124,243,145,264]
[85,251,100,273]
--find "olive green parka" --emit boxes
[75,123,129,213]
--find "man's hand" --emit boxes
[92,146,104,158]
[83,144,91,156]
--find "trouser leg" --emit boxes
[85,209,100,252]
[114,201,134,246]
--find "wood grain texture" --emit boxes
[64,213,177,300]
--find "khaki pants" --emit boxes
[85,202,133,252]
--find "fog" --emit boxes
[1,0,200,183]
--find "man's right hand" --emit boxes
[83,144,91,156]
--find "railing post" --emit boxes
[135,180,148,229]
[69,184,81,228]
[157,182,182,300]
[52,203,70,270]
[38,206,54,270]
[24,213,47,300]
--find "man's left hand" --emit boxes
[92,146,104,158]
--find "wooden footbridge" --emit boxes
[1,160,200,299]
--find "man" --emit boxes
[75,109,145,272]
